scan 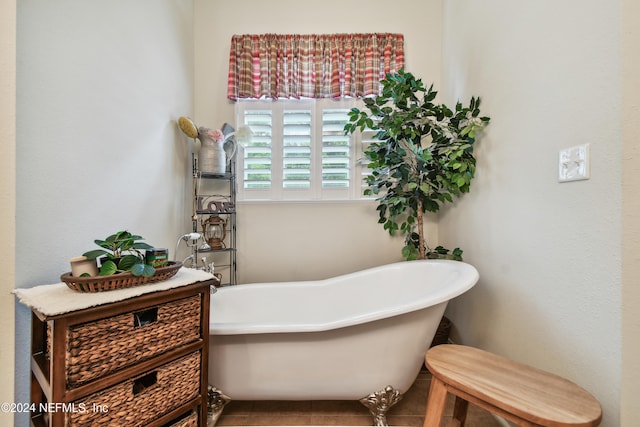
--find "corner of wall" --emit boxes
[0,0,17,424]
[621,0,640,424]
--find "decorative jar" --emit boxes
[198,127,226,174]
[69,256,99,277]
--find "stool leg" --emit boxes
[451,396,469,427]
[423,377,448,427]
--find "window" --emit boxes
[236,99,373,201]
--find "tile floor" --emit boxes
[216,369,503,426]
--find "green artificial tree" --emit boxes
[345,70,490,260]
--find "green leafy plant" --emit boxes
[345,70,490,260]
[427,245,464,261]
[83,230,156,277]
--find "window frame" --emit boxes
[235,98,371,202]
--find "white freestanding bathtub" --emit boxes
[207,260,479,426]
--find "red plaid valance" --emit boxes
[227,33,404,100]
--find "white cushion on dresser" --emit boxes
[13,267,214,316]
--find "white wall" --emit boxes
[440,1,624,425]
[14,1,194,424]
[0,0,16,424]
[193,0,444,283]
[6,1,638,425]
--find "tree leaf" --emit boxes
[82,249,108,260]
[129,263,144,277]
[99,260,117,276]
[132,242,153,250]
[131,263,155,277]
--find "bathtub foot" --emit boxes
[359,385,403,426]
[207,386,230,427]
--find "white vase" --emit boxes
[69,256,99,277]
[198,135,226,174]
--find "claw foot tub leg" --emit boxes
[207,386,231,427]
[359,385,403,426]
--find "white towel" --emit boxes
[13,268,214,317]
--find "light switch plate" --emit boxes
[559,144,590,182]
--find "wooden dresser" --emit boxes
[25,279,213,427]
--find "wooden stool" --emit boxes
[423,345,602,427]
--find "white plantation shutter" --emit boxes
[236,99,372,201]
[283,110,312,189]
[241,109,272,189]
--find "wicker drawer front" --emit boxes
[168,411,198,427]
[66,351,201,427]
[65,295,201,388]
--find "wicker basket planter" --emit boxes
[60,261,182,292]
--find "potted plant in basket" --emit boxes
[83,230,156,277]
[344,70,490,261]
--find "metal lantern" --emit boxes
[201,215,227,250]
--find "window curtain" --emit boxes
[227,33,404,100]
